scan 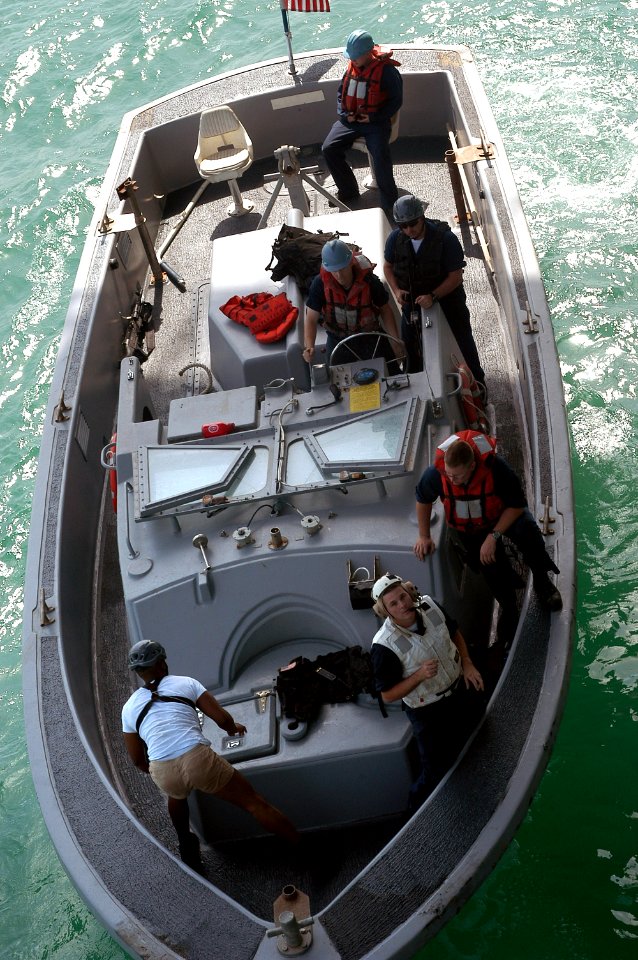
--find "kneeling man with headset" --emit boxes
[371,574,484,809]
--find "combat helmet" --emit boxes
[128,639,167,670]
[392,195,425,224]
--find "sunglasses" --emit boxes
[399,218,421,230]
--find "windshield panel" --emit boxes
[304,400,419,471]
[138,444,250,516]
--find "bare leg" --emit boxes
[215,771,299,843]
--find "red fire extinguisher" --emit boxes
[201,421,235,438]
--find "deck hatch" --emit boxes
[201,690,277,762]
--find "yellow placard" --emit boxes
[349,382,381,413]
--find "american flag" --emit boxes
[283,0,330,11]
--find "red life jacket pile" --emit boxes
[220,291,298,344]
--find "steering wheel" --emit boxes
[329,331,407,369]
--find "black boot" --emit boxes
[533,573,562,612]
[178,832,206,876]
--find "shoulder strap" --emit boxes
[135,691,198,735]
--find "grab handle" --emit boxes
[446,371,463,398]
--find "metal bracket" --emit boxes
[39,588,55,627]
[347,555,382,609]
[53,390,71,423]
[452,135,495,165]
[539,497,555,536]
[254,690,272,714]
[98,211,138,235]
[522,300,540,335]
[267,912,314,955]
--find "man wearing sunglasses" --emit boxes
[383,194,485,387]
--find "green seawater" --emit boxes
[1,1,636,957]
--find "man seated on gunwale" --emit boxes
[321,29,403,212]
[414,431,562,645]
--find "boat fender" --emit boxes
[202,421,235,438]
[281,719,308,742]
[100,433,117,512]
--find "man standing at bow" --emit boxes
[322,29,402,211]
[371,574,484,808]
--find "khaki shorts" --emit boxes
[149,743,234,799]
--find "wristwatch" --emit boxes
[491,530,502,541]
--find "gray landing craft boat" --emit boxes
[23,42,575,960]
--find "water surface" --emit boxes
[1,1,636,957]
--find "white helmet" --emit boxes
[371,573,403,602]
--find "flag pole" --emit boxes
[279,0,298,77]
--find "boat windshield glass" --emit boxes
[138,444,253,516]
[135,397,423,518]
[303,403,412,470]
[285,440,324,486]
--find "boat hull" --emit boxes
[23,44,574,960]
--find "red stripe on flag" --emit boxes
[283,0,330,11]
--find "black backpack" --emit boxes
[266,225,358,293]
[275,645,378,725]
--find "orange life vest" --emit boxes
[220,291,298,344]
[341,47,400,116]
[320,256,380,336]
[434,431,504,533]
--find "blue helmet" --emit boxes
[343,29,374,60]
[321,239,353,272]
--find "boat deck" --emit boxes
[94,116,525,917]
[140,137,521,452]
